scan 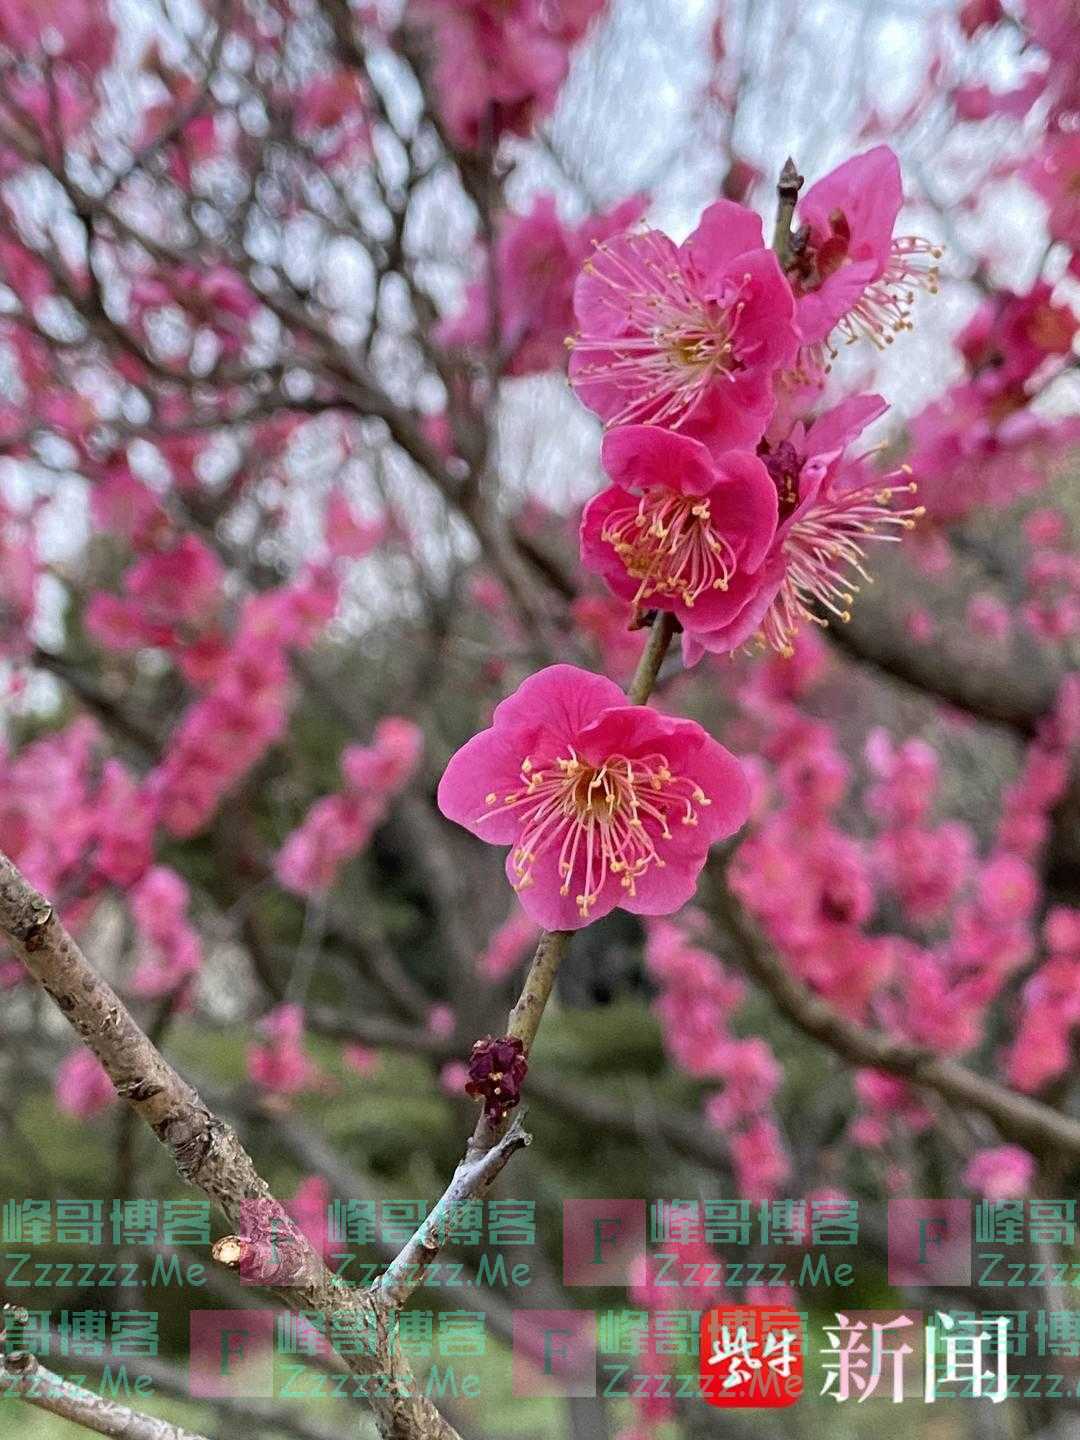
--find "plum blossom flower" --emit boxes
[876,823,973,926]
[55,1049,114,1119]
[427,1004,456,1039]
[291,72,370,165]
[852,1069,932,1144]
[247,1004,320,1097]
[0,0,115,71]
[783,146,941,368]
[1023,133,1080,253]
[963,1145,1035,1200]
[86,535,224,657]
[959,0,1004,35]
[438,192,646,376]
[478,909,539,980]
[1007,951,1080,1091]
[276,718,423,898]
[324,489,386,560]
[152,569,346,839]
[673,394,922,659]
[967,592,1011,640]
[437,665,750,928]
[408,0,606,149]
[571,593,647,677]
[93,760,157,888]
[957,281,1077,392]
[904,380,1079,522]
[569,200,799,455]
[730,1115,791,1200]
[439,1060,470,1098]
[579,425,778,659]
[129,866,202,1000]
[343,1044,379,1076]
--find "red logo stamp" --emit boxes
[699,1306,803,1408]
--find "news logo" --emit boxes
[699,1306,803,1408]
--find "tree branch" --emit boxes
[0,1309,208,1440]
[0,850,462,1440]
[708,864,1080,1161]
[376,1113,530,1307]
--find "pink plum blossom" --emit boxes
[150,570,346,839]
[87,536,224,658]
[427,1004,456,1039]
[408,0,606,149]
[579,425,778,661]
[963,1145,1035,1199]
[93,761,157,888]
[957,282,1076,391]
[439,192,646,376]
[437,665,750,928]
[783,146,941,366]
[439,1061,470,1098]
[276,718,423,898]
[967,593,1011,640]
[904,379,1080,522]
[959,0,1004,35]
[477,910,539,980]
[570,593,647,677]
[569,199,799,455]
[129,866,202,1000]
[730,1116,791,1200]
[324,489,387,560]
[55,1049,114,1119]
[678,394,922,659]
[1024,134,1080,253]
[343,1044,379,1076]
[292,72,370,164]
[0,0,115,71]
[247,1004,320,1097]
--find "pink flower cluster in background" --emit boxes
[438,193,646,375]
[646,914,789,1200]
[276,718,423,898]
[247,1003,321,1098]
[407,0,608,148]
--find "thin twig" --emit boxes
[376,1113,530,1307]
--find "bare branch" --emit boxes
[376,1113,530,1308]
[0,849,462,1440]
[0,1309,208,1440]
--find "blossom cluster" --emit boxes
[276,718,424,898]
[439,146,938,929]
[646,915,789,1200]
[407,0,608,149]
[726,631,1078,1193]
[247,1003,322,1099]
[147,566,341,839]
